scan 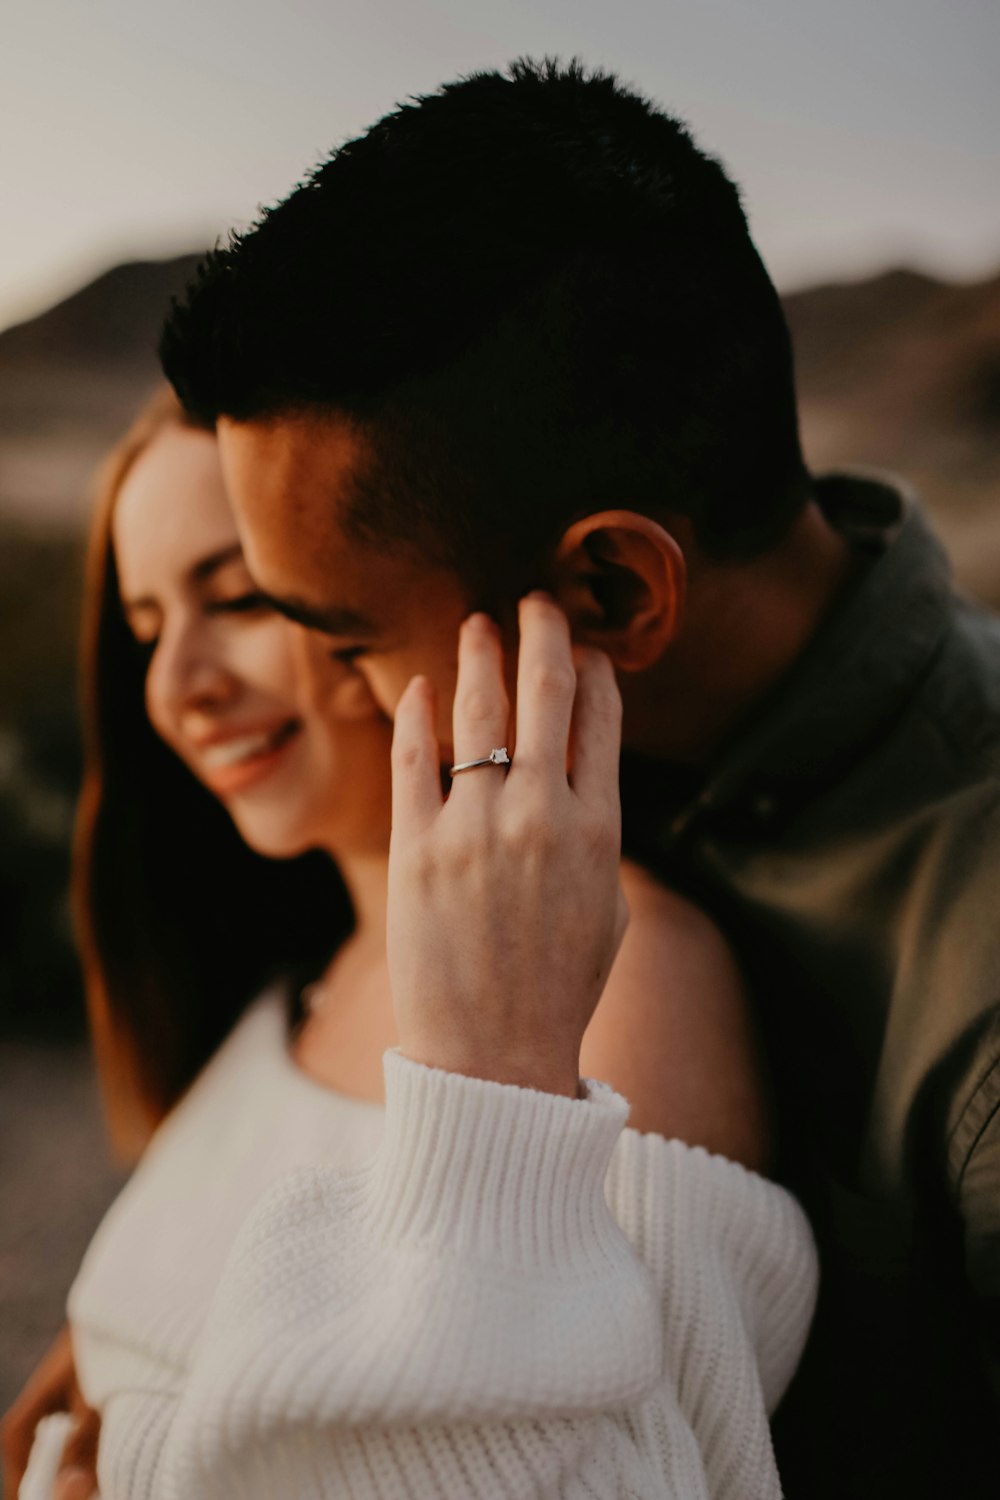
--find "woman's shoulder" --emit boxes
[67,980,377,1375]
[580,860,772,1169]
[141,984,292,1149]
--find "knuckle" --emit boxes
[391,737,429,773]
[409,841,440,885]
[530,665,576,702]
[506,758,544,797]
[409,830,482,885]
[457,685,502,727]
[590,668,622,714]
[440,826,486,876]
[577,649,621,700]
[588,691,623,736]
[581,813,617,857]
[505,807,557,855]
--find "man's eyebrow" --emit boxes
[259,592,377,637]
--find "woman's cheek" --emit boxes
[242,620,304,706]
[143,661,179,757]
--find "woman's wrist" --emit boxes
[396,1035,582,1098]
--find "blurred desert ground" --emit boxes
[1,254,999,1421]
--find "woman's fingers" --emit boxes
[1,1401,37,1497]
[450,614,509,789]
[2,1325,75,1495]
[391,675,443,839]
[511,593,577,784]
[568,646,623,812]
[53,1406,100,1500]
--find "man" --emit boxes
[160,60,1000,1495]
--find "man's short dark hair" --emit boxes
[161,58,812,589]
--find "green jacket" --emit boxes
[621,473,1000,1497]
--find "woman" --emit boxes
[9,391,815,1498]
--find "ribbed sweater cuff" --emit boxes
[364,1050,631,1273]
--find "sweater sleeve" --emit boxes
[97,1051,817,1500]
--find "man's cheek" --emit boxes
[361,654,458,752]
[360,660,414,721]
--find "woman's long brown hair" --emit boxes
[74,388,349,1159]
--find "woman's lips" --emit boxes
[197,719,302,796]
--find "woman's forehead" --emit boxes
[113,427,240,589]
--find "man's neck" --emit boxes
[621,501,856,765]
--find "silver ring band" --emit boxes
[449,746,511,777]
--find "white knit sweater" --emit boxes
[34,990,816,1499]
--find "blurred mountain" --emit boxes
[784,266,1000,601]
[0,256,205,366]
[0,254,204,526]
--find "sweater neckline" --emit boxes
[264,982,386,1116]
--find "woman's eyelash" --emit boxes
[126,595,267,655]
[208,592,268,615]
[329,645,368,664]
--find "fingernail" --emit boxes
[463,612,495,631]
[521,590,554,604]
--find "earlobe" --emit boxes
[551,510,685,672]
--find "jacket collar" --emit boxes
[622,471,955,848]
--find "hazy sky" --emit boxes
[2,0,998,332]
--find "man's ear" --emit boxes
[550,510,686,671]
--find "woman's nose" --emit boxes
[148,623,240,721]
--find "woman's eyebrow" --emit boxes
[120,546,246,614]
[191,544,245,583]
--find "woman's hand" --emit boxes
[2,1324,100,1499]
[387,593,627,1097]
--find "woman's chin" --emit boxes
[226,807,317,862]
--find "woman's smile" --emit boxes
[193,717,302,796]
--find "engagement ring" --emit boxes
[449,747,511,776]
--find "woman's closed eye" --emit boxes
[124,593,270,662]
[206,591,270,617]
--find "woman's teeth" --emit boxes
[201,723,296,769]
